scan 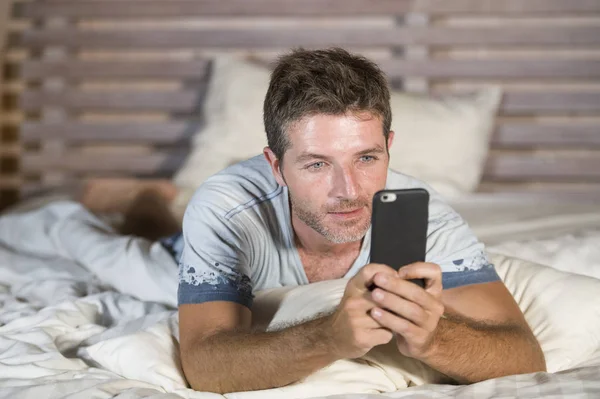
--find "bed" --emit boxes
[1,196,600,399]
[1,1,600,398]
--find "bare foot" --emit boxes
[79,178,178,214]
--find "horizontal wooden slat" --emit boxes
[14,0,600,18]
[420,0,600,14]
[478,181,600,200]
[20,89,205,112]
[493,124,600,147]
[16,0,406,18]
[19,59,600,80]
[484,153,600,180]
[20,121,197,143]
[22,151,188,174]
[20,89,600,113]
[381,59,600,79]
[10,26,600,49]
[501,92,600,114]
[21,60,210,80]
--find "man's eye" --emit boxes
[308,162,325,170]
[360,155,376,163]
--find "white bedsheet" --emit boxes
[449,193,600,280]
[450,193,600,245]
[1,197,600,398]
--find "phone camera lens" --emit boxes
[381,193,397,202]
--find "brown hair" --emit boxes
[263,47,392,160]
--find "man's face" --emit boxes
[268,112,393,244]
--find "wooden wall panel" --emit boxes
[14,0,600,18]
[0,0,17,209]
[431,12,600,197]
[11,26,600,49]
[2,0,600,205]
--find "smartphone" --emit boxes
[369,188,429,289]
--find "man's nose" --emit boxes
[331,166,359,199]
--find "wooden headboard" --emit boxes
[2,0,600,209]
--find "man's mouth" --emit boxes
[328,207,364,217]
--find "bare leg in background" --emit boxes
[80,178,182,241]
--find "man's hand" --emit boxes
[326,263,398,359]
[369,262,445,359]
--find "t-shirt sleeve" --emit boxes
[177,200,254,308]
[425,191,501,290]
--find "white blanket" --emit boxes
[1,199,600,399]
[450,193,600,279]
[451,193,600,245]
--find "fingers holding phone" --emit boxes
[369,261,445,359]
[397,261,443,297]
[326,263,398,359]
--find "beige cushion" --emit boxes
[82,253,600,397]
[171,56,501,218]
[489,251,600,372]
[388,88,501,198]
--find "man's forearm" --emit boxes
[182,315,338,393]
[420,314,546,384]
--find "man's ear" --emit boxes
[387,131,395,152]
[263,147,287,187]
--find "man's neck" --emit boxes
[291,212,362,257]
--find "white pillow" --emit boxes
[388,88,501,198]
[254,254,600,377]
[82,254,600,397]
[171,56,501,217]
[489,252,600,372]
[82,283,401,399]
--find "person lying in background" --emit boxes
[83,47,545,394]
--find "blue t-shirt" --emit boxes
[173,155,500,309]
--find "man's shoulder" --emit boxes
[186,155,283,219]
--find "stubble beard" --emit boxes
[290,194,371,244]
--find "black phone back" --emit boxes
[370,188,429,288]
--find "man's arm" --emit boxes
[180,302,339,393]
[180,264,397,394]
[422,281,546,383]
[369,264,545,384]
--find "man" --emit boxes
[176,48,546,393]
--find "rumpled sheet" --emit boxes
[452,193,600,280]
